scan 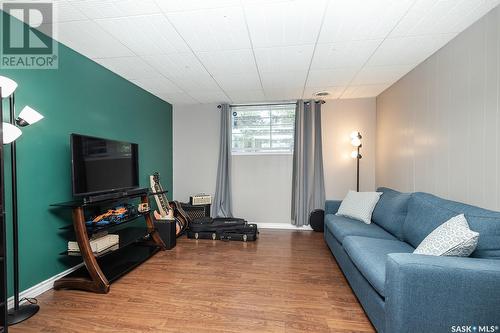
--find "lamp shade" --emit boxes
[351,150,359,159]
[0,76,18,98]
[3,122,22,144]
[17,106,44,126]
[350,137,361,147]
[350,131,360,139]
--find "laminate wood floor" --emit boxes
[11,230,374,333]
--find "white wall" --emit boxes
[173,103,220,202]
[232,154,293,223]
[322,98,377,199]
[173,98,376,223]
[376,6,500,210]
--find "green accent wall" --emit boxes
[0,16,173,296]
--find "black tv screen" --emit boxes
[71,134,139,196]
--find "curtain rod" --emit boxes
[217,100,325,108]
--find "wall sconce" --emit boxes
[350,131,362,192]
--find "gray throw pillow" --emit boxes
[336,190,382,224]
[413,214,479,257]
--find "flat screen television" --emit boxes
[71,134,139,197]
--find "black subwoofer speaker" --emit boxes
[154,219,176,250]
[309,209,325,232]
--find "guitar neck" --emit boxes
[154,182,171,211]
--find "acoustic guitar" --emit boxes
[150,172,189,236]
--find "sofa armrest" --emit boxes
[385,253,500,333]
[325,200,342,215]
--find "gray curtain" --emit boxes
[291,100,325,226]
[212,103,233,218]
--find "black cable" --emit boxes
[19,297,38,305]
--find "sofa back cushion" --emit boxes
[403,192,500,259]
[372,187,411,240]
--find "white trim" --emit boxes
[7,263,83,309]
[231,151,293,156]
[255,223,312,231]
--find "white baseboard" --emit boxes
[7,263,83,309]
[255,223,312,230]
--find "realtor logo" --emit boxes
[1,2,58,69]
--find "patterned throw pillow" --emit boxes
[413,214,479,256]
[336,190,382,224]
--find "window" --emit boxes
[231,104,295,154]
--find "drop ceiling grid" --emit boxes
[60,0,204,104]
[25,0,500,104]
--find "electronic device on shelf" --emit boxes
[71,133,139,200]
[138,203,149,213]
[190,194,212,206]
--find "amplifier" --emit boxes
[180,202,211,221]
[190,194,212,206]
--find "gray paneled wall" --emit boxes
[376,5,500,210]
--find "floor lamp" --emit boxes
[0,76,44,325]
[350,131,362,192]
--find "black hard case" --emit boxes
[187,218,258,242]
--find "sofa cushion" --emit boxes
[403,194,457,248]
[343,236,415,297]
[372,187,411,240]
[325,214,396,245]
[404,192,500,259]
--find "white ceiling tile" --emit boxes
[260,71,307,90]
[254,45,315,72]
[341,84,390,99]
[56,20,134,58]
[167,6,251,51]
[367,34,456,66]
[319,0,414,43]
[196,49,256,75]
[70,0,161,19]
[96,14,190,55]
[189,90,230,103]
[302,86,345,99]
[142,53,221,91]
[352,65,413,85]
[52,1,87,22]
[390,0,500,37]
[306,68,358,87]
[154,0,241,13]
[264,87,304,101]
[311,40,381,70]
[226,89,266,103]
[214,72,262,91]
[244,0,327,48]
[130,74,184,95]
[93,56,157,80]
[156,92,199,104]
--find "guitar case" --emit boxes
[187,218,258,242]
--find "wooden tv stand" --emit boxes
[51,189,166,293]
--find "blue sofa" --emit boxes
[324,187,500,333]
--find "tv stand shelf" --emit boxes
[51,190,166,293]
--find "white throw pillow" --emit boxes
[413,214,479,257]
[336,190,382,224]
